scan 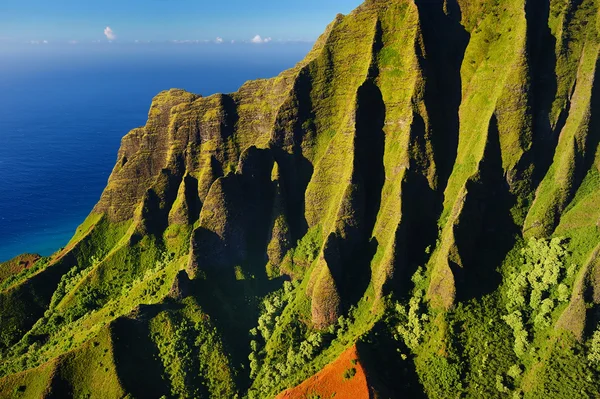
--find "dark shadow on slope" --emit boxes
[338,80,386,308]
[141,154,186,238]
[558,57,600,228]
[580,58,600,186]
[0,252,77,350]
[521,0,561,188]
[184,174,202,224]
[270,67,316,243]
[111,317,171,398]
[453,115,519,301]
[416,0,469,193]
[391,113,442,298]
[219,94,240,142]
[44,371,73,399]
[270,148,314,244]
[356,80,386,227]
[188,227,227,272]
[357,321,427,399]
[189,147,276,278]
[191,275,286,391]
[187,148,288,390]
[406,0,469,298]
[237,147,278,278]
[584,295,600,339]
[368,19,384,79]
[195,94,237,186]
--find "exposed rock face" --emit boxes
[2,0,600,397]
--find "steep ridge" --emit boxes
[1,0,600,397]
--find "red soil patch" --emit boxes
[276,345,370,399]
[0,253,41,284]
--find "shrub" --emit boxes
[588,328,600,364]
[249,281,299,379]
[502,238,573,357]
[343,367,357,380]
[394,267,428,350]
[290,227,323,268]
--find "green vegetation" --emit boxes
[2,0,600,397]
[588,328,600,364]
[0,256,50,292]
[394,267,428,350]
[343,367,356,380]
[502,238,574,356]
[148,298,237,398]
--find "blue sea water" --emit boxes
[0,43,312,262]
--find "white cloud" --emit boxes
[104,26,116,41]
[215,37,223,44]
[171,39,201,44]
[251,35,272,44]
[29,40,48,45]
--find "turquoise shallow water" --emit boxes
[0,43,311,262]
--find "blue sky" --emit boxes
[0,0,362,44]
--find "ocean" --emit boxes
[0,43,312,262]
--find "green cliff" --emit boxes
[2,0,600,397]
